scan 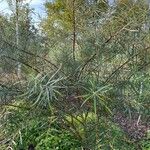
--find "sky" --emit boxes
[0,0,46,17]
[0,0,47,27]
[0,0,115,15]
[1,0,150,16]
[0,0,115,25]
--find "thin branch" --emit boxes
[1,38,60,71]
[77,23,131,79]
[0,104,30,110]
[72,0,76,61]
[3,55,40,73]
[127,61,150,80]
[0,83,22,93]
[104,47,150,83]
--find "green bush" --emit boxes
[140,130,150,150]
[35,128,81,150]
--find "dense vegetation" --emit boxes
[0,0,150,149]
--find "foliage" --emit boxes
[35,128,81,150]
[0,0,150,149]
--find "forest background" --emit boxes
[0,0,150,149]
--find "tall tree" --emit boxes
[42,0,109,76]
